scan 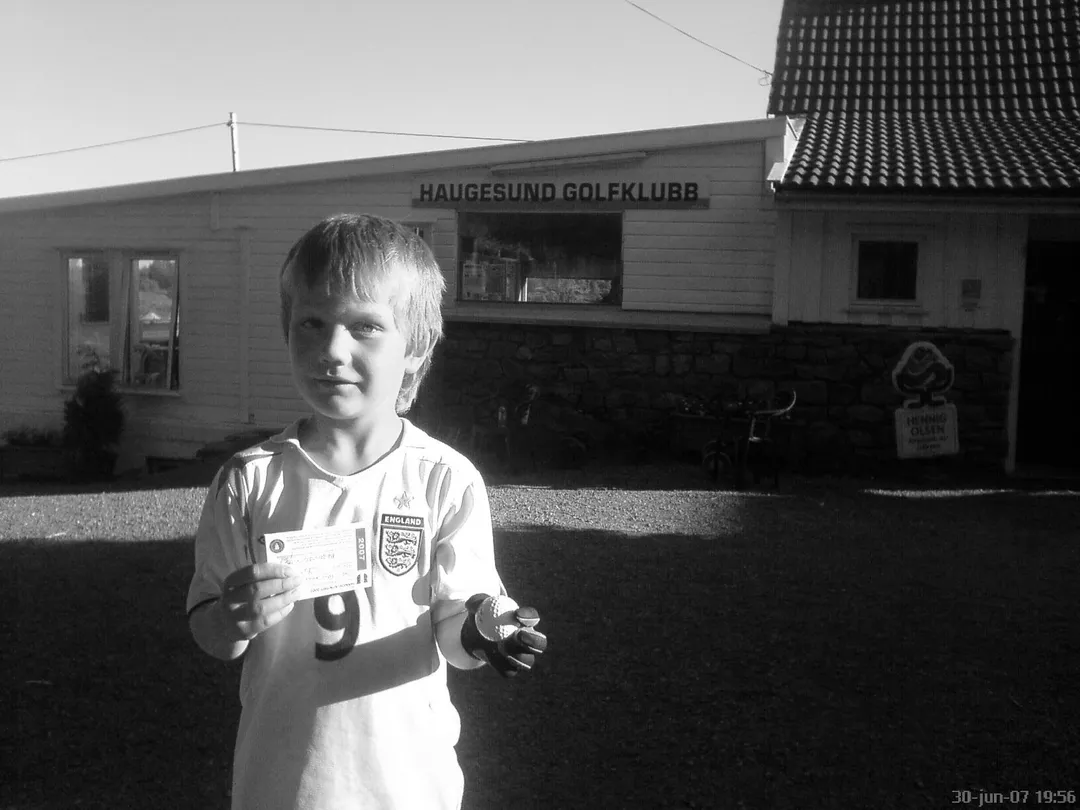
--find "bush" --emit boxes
[63,368,125,478]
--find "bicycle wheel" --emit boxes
[702,446,732,486]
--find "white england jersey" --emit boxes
[186,419,504,810]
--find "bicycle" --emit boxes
[702,390,797,489]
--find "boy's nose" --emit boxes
[320,325,353,364]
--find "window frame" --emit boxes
[61,249,183,393]
[848,227,930,311]
[127,254,181,391]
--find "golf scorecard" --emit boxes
[260,523,371,600]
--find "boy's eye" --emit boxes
[351,322,381,335]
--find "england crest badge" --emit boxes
[379,514,424,576]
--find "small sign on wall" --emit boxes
[892,341,959,459]
[960,278,982,311]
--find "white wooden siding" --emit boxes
[779,208,1029,333]
[0,135,780,457]
[0,242,62,426]
[621,142,776,315]
[0,196,245,457]
[214,143,778,420]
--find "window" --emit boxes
[856,240,918,301]
[457,212,622,305]
[64,253,181,390]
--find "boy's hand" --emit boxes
[461,593,547,678]
[218,564,303,641]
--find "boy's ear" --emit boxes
[404,352,425,374]
[404,343,432,374]
[405,332,438,373]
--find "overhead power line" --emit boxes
[622,0,773,81]
[243,121,531,143]
[0,120,531,165]
[0,123,224,164]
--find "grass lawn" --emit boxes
[1,464,1078,809]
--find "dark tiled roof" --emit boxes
[779,111,1080,193]
[768,0,1080,193]
[768,0,1079,115]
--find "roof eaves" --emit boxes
[0,117,787,215]
[774,186,1080,205]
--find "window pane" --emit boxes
[857,241,918,300]
[66,256,111,381]
[85,262,109,321]
[130,258,179,389]
[458,213,622,305]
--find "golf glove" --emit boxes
[461,593,547,678]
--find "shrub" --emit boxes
[63,367,125,478]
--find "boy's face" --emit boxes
[287,278,423,429]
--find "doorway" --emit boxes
[1016,240,1080,469]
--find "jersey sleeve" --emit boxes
[428,464,505,628]
[186,462,254,616]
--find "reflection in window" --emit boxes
[457,212,622,305]
[130,259,180,390]
[66,256,112,383]
[64,253,181,390]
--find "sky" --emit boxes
[0,0,785,200]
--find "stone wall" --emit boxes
[413,320,1014,472]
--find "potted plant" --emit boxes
[63,366,125,480]
[0,426,72,482]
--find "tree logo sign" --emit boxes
[891,341,959,459]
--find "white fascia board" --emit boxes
[0,117,788,215]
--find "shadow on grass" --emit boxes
[455,492,1080,810]
[2,485,1078,809]
[1,536,238,810]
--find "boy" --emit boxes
[186,213,547,810]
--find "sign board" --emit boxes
[895,403,959,459]
[412,179,709,209]
[891,341,959,460]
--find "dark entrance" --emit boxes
[1016,240,1080,469]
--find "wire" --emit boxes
[0,123,224,164]
[243,121,531,143]
[0,120,529,166]
[622,0,773,79]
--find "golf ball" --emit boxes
[476,595,520,642]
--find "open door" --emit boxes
[1016,241,1080,469]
